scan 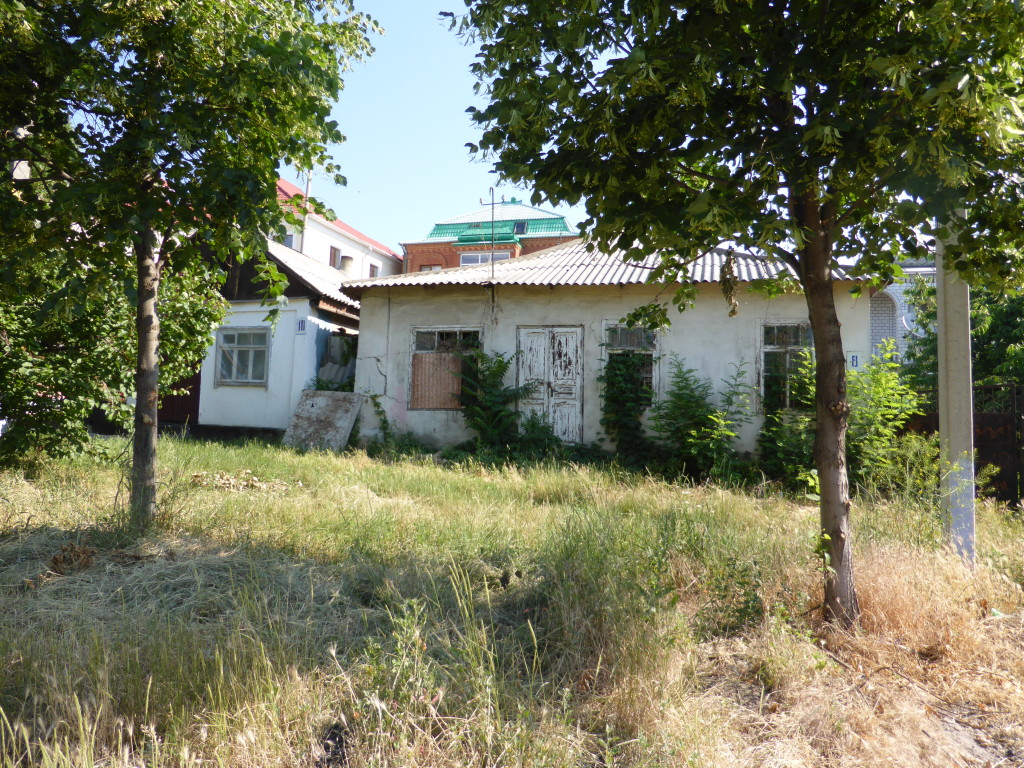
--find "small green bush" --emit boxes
[756,342,925,496]
[458,350,537,450]
[651,359,744,480]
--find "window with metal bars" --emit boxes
[605,323,656,406]
[761,322,812,411]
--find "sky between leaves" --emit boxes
[281,0,587,253]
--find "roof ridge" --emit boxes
[275,179,400,259]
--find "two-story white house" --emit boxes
[159,179,401,431]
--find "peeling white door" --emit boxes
[517,326,583,443]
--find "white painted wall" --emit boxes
[283,216,402,279]
[198,300,337,430]
[353,282,873,451]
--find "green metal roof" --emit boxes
[417,199,575,243]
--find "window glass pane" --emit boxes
[492,252,510,262]
[460,254,479,266]
[785,350,805,372]
[607,324,656,351]
[219,349,235,380]
[251,349,267,382]
[251,330,268,346]
[460,331,480,349]
[222,333,236,346]
[763,326,776,346]
[415,331,436,351]
[236,349,251,378]
[763,374,786,411]
[800,325,813,346]
[764,350,787,373]
[235,332,251,346]
[437,331,460,351]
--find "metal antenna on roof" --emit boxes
[480,187,497,281]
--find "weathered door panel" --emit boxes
[517,327,550,421]
[516,326,583,443]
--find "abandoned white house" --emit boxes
[344,240,889,451]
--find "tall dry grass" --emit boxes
[0,436,1022,767]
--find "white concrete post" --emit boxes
[10,126,30,179]
[935,239,975,564]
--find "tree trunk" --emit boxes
[802,260,861,627]
[130,226,161,532]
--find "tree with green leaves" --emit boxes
[1,0,375,530]
[0,259,225,466]
[903,278,1024,394]
[461,0,1024,625]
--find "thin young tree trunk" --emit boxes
[802,253,860,627]
[130,226,161,531]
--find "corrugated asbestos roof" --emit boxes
[266,239,359,308]
[343,239,854,295]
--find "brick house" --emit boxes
[402,198,578,273]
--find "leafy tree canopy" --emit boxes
[903,278,1024,392]
[0,0,375,520]
[463,0,1024,293]
[460,0,1024,625]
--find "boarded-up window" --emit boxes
[409,329,481,409]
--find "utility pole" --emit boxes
[10,127,30,179]
[297,171,312,255]
[936,235,975,564]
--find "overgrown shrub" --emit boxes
[458,350,537,449]
[846,341,922,485]
[756,342,924,495]
[454,350,565,462]
[651,359,752,480]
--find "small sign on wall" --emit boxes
[296,319,307,335]
[845,351,866,369]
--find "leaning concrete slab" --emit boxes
[283,391,364,452]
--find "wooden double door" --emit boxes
[516,326,583,443]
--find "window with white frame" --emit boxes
[459,251,512,267]
[409,328,481,409]
[368,264,379,278]
[761,322,812,411]
[216,328,270,385]
[605,323,657,406]
[420,265,442,272]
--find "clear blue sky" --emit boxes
[281,0,586,253]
